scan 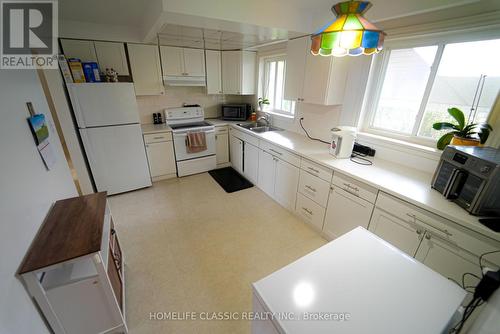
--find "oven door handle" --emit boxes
[173,129,215,137]
[444,169,467,199]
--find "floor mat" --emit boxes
[208,167,253,193]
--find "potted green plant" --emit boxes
[433,107,493,150]
[258,97,270,111]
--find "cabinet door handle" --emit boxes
[153,136,164,139]
[416,228,423,235]
[425,233,431,240]
[305,185,317,193]
[215,135,218,139]
[407,213,453,237]
[302,207,313,215]
[308,167,319,173]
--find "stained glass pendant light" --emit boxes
[311,0,386,57]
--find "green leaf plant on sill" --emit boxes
[432,107,493,150]
[258,97,270,111]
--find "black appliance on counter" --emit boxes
[221,103,252,121]
[432,145,500,216]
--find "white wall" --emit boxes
[136,86,254,123]
[0,70,77,334]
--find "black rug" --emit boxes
[209,167,253,193]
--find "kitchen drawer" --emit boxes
[216,126,229,134]
[332,172,378,203]
[296,193,326,231]
[260,141,301,167]
[298,170,330,207]
[144,132,172,144]
[376,192,500,263]
[300,159,333,182]
[229,127,259,146]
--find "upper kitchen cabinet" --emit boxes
[284,37,307,102]
[60,39,97,62]
[94,41,129,76]
[222,51,256,95]
[127,43,164,96]
[160,46,206,86]
[284,36,348,105]
[205,50,222,95]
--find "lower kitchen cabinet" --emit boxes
[257,148,299,211]
[144,132,176,181]
[230,134,244,174]
[295,193,326,231]
[274,158,299,210]
[369,192,500,283]
[215,129,229,165]
[257,149,276,197]
[415,231,487,284]
[243,142,259,184]
[368,207,424,257]
[323,185,374,240]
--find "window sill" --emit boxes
[357,131,441,159]
[260,109,295,119]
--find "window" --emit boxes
[260,55,295,116]
[367,38,500,144]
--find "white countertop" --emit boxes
[253,227,467,334]
[226,123,499,242]
[141,123,172,134]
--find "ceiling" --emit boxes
[158,24,304,50]
[59,0,498,48]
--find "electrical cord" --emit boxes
[450,297,482,333]
[299,118,330,145]
[479,249,500,275]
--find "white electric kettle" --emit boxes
[330,126,357,158]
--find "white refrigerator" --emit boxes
[68,83,152,195]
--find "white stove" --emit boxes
[165,106,216,177]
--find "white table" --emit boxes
[252,227,467,334]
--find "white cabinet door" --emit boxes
[368,208,423,257]
[60,39,97,62]
[230,135,243,173]
[183,48,205,76]
[206,50,222,94]
[127,44,164,96]
[222,51,241,94]
[160,46,184,76]
[301,38,348,105]
[284,36,308,101]
[257,149,276,198]
[216,132,229,164]
[145,141,176,178]
[274,159,299,211]
[302,42,330,105]
[323,185,374,240]
[241,51,256,95]
[243,142,259,184]
[415,231,485,284]
[94,41,129,75]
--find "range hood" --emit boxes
[163,75,206,87]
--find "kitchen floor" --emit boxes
[108,172,327,334]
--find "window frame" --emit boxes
[362,31,500,147]
[258,53,295,118]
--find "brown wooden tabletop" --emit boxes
[18,192,108,274]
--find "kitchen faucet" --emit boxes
[257,113,271,126]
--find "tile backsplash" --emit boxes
[136,86,254,124]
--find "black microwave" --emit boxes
[221,104,252,121]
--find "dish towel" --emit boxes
[186,131,207,153]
